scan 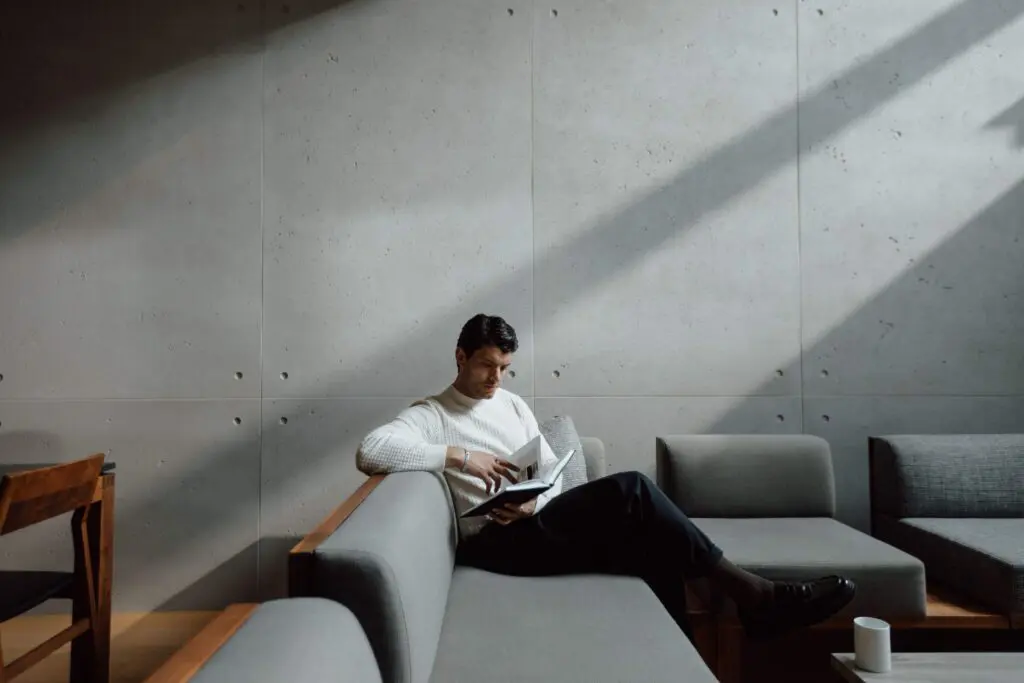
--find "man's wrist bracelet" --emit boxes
[460,449,470,472]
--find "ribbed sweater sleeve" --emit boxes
[356,400,449,474]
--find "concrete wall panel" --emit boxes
[799,1,1024,396]
[0,399,261,611]
[0,2,263,400]
[261,0,534,399]
[532,1,800,397]
[534,396,801,477]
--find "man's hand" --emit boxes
[447,448,520,493]
[488,498,537,525]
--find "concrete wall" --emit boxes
[1,0,1022,610]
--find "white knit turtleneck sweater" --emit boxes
[356,385,562,538]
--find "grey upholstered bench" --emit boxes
[144,598,381,682]
[656,434,927,621]
[869,434,1024,625]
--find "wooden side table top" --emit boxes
[832,653,1024,683]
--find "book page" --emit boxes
[506,435,541,482]
[542,449,577,486]
[503,479,549,492]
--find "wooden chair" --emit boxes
[0,454,108,683]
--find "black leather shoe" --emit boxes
[739,575,856,639]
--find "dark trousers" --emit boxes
[455,470,724,640]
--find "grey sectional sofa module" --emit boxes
[656,434,928,621]
[869,434,1024,621]
[145,599,384,683]
[289,436,719,683]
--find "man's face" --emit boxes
[455,345,513,399]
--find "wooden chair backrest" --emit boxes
[0,454,105,535]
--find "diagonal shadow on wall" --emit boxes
[225,0,1024,602]
[121,0,1024,604]
[987,95,1024,148]
[0,0,357,244]
[645,177,1023,533]
[1,0,1021,609]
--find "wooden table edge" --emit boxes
[830,654,862,683]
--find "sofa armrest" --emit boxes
[288,474,385,597]
[144,604,257,683]
[289,472,456,683]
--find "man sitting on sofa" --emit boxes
[356,313,855,640]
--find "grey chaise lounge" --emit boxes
[869,434,1024,626]
[288,435,720,683]
[656,434,927,621]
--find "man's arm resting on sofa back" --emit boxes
[356,401,520,493]
[356,401,452,473]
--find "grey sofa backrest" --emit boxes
[313,471,457,683]
[579,436,607,480]
[656,434,836,517]
[869,434,1024,520]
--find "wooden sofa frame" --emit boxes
[147,473,1019,682]
[142,605,257,683]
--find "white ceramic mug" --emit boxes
[853,616,891,673]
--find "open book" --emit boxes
[461,439,578,518]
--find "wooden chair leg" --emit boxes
[70,481,112,683]
[1,633,7,683]
[94,479,114,683]
[70,505,98,683]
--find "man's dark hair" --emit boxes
[456,314,518,359]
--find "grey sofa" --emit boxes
[869,434,1024,621]
[656,434,927,620]
[290,436,719,683]
[144,599,383,683]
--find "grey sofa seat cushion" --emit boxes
[539,415,589,490]
[191,598,381,683]
[870,435,1024,518]
[878,517,1024,614]
[657,434,836,517]
[693,517,926,619]
[430,567,717,683]
[314,471,457,683]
